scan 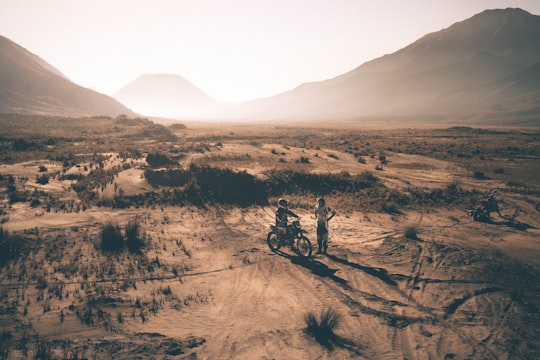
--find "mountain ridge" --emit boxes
[214,7,540,124]
[0,35,136,117]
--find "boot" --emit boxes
[316,240,323,254]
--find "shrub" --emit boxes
[265,169,379,197]
[100,222,124,252]
[125,219,145,253]
[328,153,339,160]
[145,169,190,187]
[304,307,343,347]
[404,225,419,240]
[381,201,399,214]
[473,170,488,180]
[12,138,32,151]
[146,153,176,168]
[36,174,49,185]
[0,227,26,266]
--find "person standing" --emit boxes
[314,197,336,254]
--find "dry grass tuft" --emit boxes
[304,307,343,348]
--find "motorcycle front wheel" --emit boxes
[296,235,313,257]
[267,232,281,251]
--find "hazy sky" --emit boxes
[2,1,540,102]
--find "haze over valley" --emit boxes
[1,7,539,125]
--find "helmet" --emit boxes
[278,198,288,207]
[317,197,326,204]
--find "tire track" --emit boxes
[312,245,501,359]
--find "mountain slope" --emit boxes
[437,61,540,123]
[113,74,219,119]
[225,8,540,123]
[0,35,136,117]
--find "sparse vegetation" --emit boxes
[304,307,343,348]
[0,115,538,359]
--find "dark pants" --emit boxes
[317,226,328,252]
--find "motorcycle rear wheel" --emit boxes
[296,235,313,257]
[267,232,281,251]
[473,208,490,222]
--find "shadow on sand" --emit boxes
[271,249,350,288]
[492,219,534,231]
[325,254,397,286]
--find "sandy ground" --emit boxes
[1,146,539,359]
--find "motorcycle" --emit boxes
[267,218,313,257]
[468,190,519,222]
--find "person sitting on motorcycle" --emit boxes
[275,198,299,249]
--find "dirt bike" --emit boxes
[468,190,519,222]
[267,218,313,257]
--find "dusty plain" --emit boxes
[0,114,539,359]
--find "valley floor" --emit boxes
[0,121,539,359]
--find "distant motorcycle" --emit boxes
[468,190,519,222]
[267,218,313,257]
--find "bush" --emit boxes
[473,170,488,180]
[381,201,399,214]
[12,138,32,151]
[125,219,145,253]
[304,307,343,347]
[265,169,379,197]
[404,225,419,240]
[0,227,25,266]
[146,153,176,168]
[100,222,124,252]
[36,174,49,185]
